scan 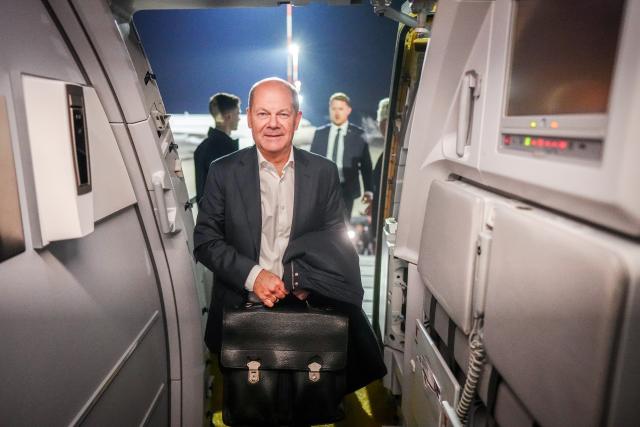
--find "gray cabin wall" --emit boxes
[0,0,173,425]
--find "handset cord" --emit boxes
[456,316,486,423]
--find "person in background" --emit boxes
[194,92,240,207]
[310,92,373,222]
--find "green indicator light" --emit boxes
[530,121,537,128]
[524,137,531,146]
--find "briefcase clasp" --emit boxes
[308,362,322,382]
[247,360,261,384]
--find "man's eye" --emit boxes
[278,113,290,118]
[258,112,268,117]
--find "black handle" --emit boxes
[144,71,157,85]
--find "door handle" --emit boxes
[456,70,480,158]
[152,171,177,234]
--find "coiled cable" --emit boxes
[456,318,486,423]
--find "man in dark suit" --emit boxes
[193,92,240,208]
[193,79,386,421]
[193,77,346,353]
[310,92,373,222]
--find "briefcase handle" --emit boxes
[241,299,337,313]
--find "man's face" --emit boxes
[225,106,241,131]
[329,99,352,126]
[247,82,302,158]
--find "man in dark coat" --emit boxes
[193,92,240,208]
[310,92,374,222]
[193,77,384,403]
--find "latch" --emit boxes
[144,71,157,85]
[247,360,261,384]
[308,362,322,382]
[151,108,168,132]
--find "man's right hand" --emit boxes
[253,269,288,308]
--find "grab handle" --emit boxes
[456,70,479,158]
[152,171,174,234]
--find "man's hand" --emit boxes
[361,192,373,216]
[293,289,310,301]
[253,270,288,307]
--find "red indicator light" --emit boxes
[559,140,568,150]
[503,135,512,145]
[550,141,558,149]
[544,140,552,148]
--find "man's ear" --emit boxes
[246,108,253,129]
[293,111,302,130]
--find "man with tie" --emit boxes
[194,92,241,208]
[310,92,373,221]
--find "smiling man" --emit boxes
[193,77,386,425]
[193,77,346,352]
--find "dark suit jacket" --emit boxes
[310,123,373,200]
[193,127,238,207]
[193,145,345,352]
[282,230,387,393]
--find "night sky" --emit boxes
[133,3,400,126]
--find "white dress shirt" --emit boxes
[326,122,349,183]
[244,147,295,293]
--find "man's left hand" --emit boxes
[361,192,373,215]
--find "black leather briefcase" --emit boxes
[220,301,349,426]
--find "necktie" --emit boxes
[331,128,341,162]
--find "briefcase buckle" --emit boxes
[247,360,261,384]
[308,362,322,382]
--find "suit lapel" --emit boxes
[234,146,261,259]
[291,147,312,240]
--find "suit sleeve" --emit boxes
[360,137,374,193]
[322,162,347,231]
[193,163,257,291]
